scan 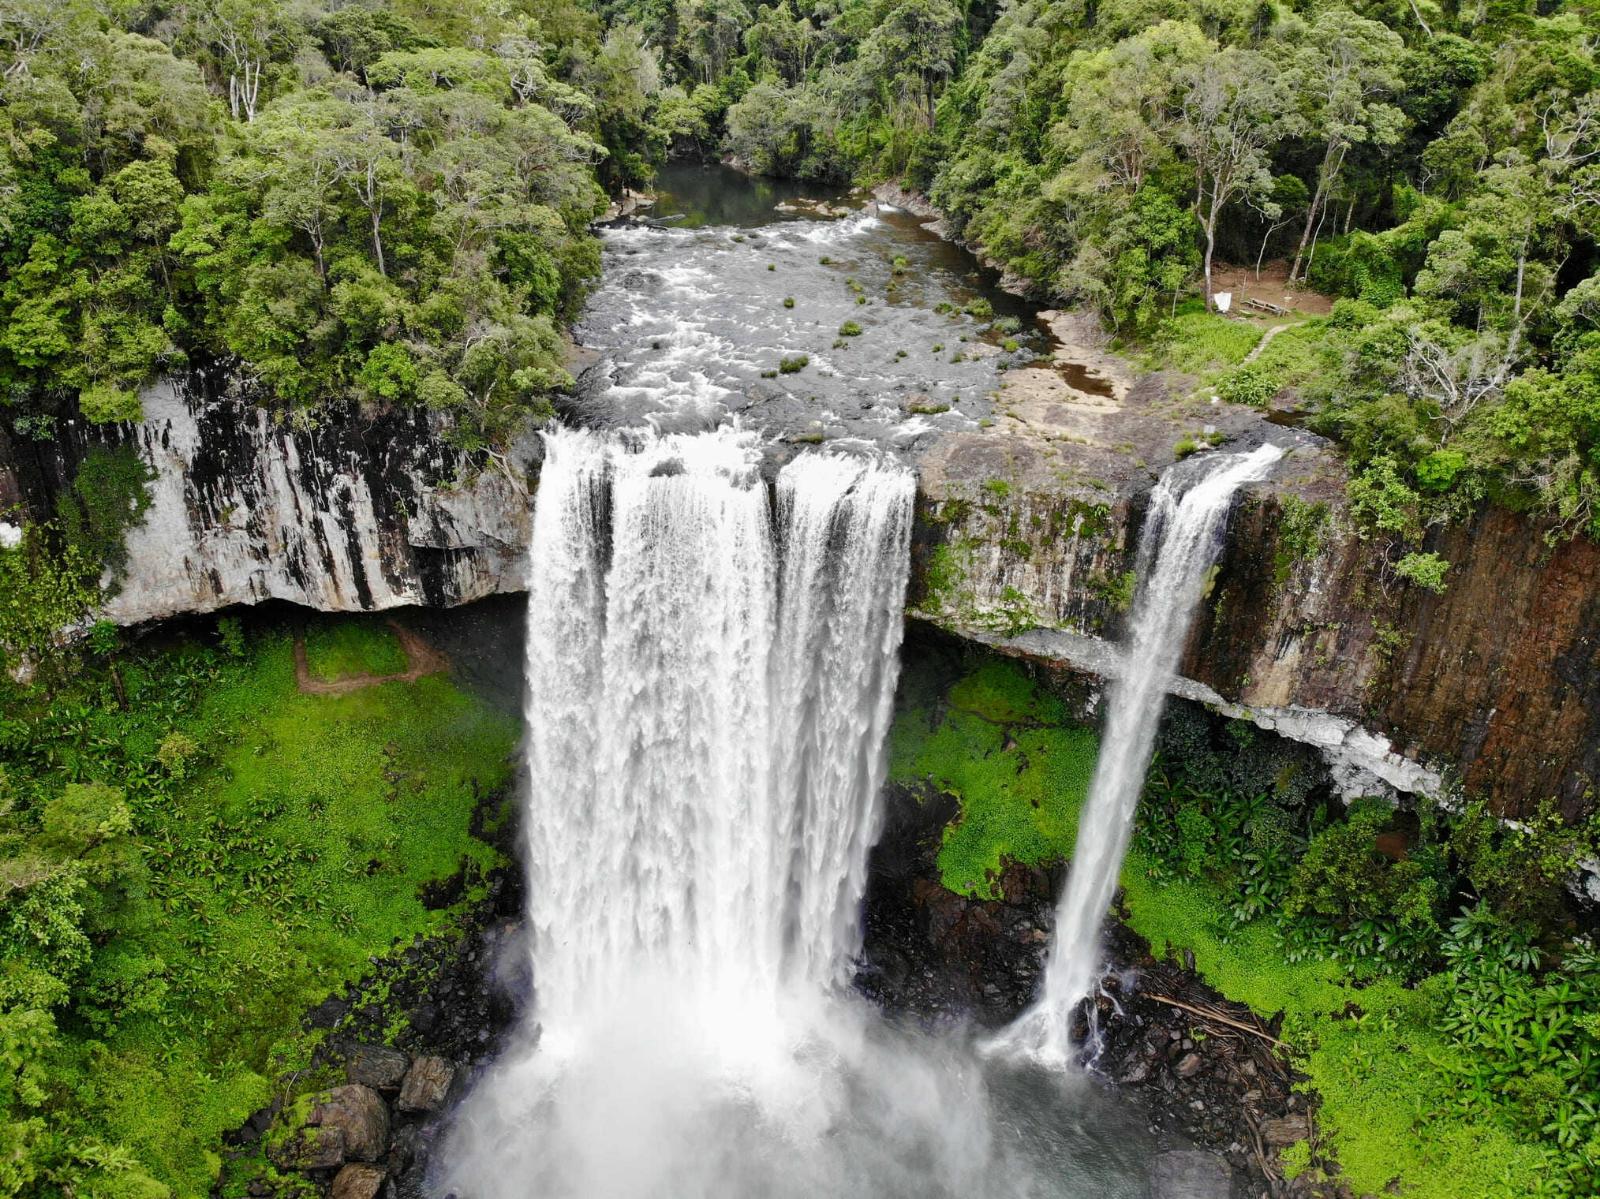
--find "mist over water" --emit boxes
[995,446,1285,1065]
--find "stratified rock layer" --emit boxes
[1,378,539,624]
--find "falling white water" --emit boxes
[995,444,1284,1067]
[439,427,1171,1198]
[517,427,914,1033]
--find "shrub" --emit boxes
[1283,798,1447,977]
[839,320,863,336]
[782,296,795,308]
[78,384,144,424]
[778,355,809,374]
[1273,497,1330,585]
[1218,363,1281,407]
[58,445,156,585]
[1393,551,1450,593]
[964,298,994,320]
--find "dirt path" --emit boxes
[1240,322,1299,366]
[294,619,451,695]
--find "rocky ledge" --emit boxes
[8,298,1595,820]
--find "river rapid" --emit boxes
[567,163,1043,448]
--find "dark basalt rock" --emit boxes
[310,1086,390,1163]
[346,1045,411,1093]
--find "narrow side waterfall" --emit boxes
[996,444,1283,1066]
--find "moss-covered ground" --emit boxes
[888,655,1097,898]
[888,652,1549,1199]
[4,620,518,1197]
[303,613,411,680]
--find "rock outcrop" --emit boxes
[0,376,540,625]
[910,415,1600,818]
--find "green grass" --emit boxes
[1119,864,1549,1199]
[887,651,1549,1198]
[1145,300,1266,374]
[1241,318,1328,385]
[304,614,409,680]
[889,658,1096,898]
[12,625,518,1197]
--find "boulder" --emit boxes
[346,1044,411,1091]
[1148,1150,1233,1199]
[331,1163,387,1199]
[312,1085,390,1162]
[397,1056,455,1113]
[269,1125,346,1172]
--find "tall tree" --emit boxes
[1175,46,1294,309]
[1277,9,1408,282]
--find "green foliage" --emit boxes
[1273,496,1330,585]
[303,616,408,681]
[1151,303,1262,373]
[0,0,622,446]
[57,445,156,584]
[0,530,97,669]
[1282,799,1448,977]
[838,320,863,336]
[778,354,810,374]
[1217,363,1279,407]
[888,657,1096,898]
[1393,550,1450,593]
[0,619,517,1195]
[78,385,144,425]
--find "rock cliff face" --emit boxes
[909,424,1600,820]
[6,362,1595,820]
[0,378,540,625]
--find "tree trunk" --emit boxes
[1289,145,1340,282]
[370,206,386,276]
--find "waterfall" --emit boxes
[995,444,1283,1066]
[440,426,939,1198]
[519,427,913,1034]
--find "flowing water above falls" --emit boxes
[997,445,1284,1066]
[438,426,1166,1197]
[568,163,1041,444]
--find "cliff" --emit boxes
[908,377,1600,820]
[5,357,1595,820]
[0,378,540,624]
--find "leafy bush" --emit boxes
[838,320,863,336]
[1283,798,1448,977]
[1393,551,1450,593]
[1273,496,1330,585]
[778,354,810,374]
[1218,363,1281,407]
